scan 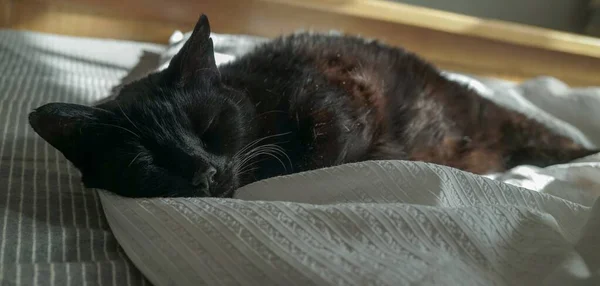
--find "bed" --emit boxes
[1,1,600,286]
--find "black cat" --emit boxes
[28,15,597,198]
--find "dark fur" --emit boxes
[28,15,597,198]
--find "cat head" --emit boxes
[28,15,255,198]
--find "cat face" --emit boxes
[29,15,253,197]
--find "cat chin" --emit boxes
[213,177,241,198]
[77,164,242,198]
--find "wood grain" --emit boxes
[4,0,600,86]
[0,0,10,27]
[268,0,600,59]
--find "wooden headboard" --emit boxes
[3,0,600,86]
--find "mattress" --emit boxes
[1,28,600,286]
[0,30,162,286]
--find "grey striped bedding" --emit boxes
[0,30,161,286]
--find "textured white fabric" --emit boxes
[98,32,600,286]
[100,159,600,286]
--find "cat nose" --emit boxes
[192,166,217,188]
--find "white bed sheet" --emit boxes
[99,32,600,286]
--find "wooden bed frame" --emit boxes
[2,0,600,86]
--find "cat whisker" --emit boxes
[257,110,287,117]
[264,145,292,170]
[237,157,268,175]
[127,152,144,168]
[237,167,258,177]
[238,146,277,168]
[244,150,288,172]
[235,132,291,158]
[252,145,293,171]
[116,101,142,134]
[236,141,294,174]
[239,141,288,160]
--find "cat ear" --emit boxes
[28,103,106,159]
[166,14,219,86]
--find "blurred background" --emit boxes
[1,0,599,85]
[394,0,598,36]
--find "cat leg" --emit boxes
[503,122,598,168]
[506,146,598,168]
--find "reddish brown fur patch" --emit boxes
[282,34,595,176]
[410,144,504,174]
[316,53,386,124]
[461,149,504,174]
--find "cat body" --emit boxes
[29,15,596,197]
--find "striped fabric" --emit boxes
[0,30,162,286]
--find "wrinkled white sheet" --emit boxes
[99,32,600,286]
